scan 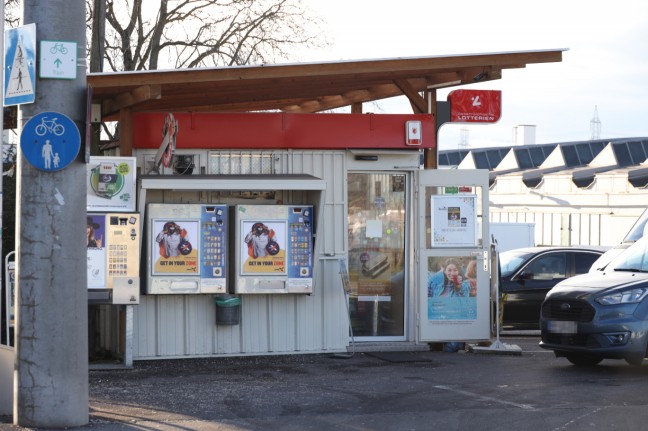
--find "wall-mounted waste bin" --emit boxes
[214,295,241,325]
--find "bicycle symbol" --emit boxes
[49,43,68,55]
[35,117,65,136]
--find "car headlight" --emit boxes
[595,288,648,305]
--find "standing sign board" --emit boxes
[417,169,491,342]
[20,111,81,171]
[4,24,36,106]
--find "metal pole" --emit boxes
[15,0,88,427]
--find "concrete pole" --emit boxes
[15,0,88,427]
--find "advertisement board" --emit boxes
[233,204,314,294]
[431,195,477,247]
[146,204,228,294]
[87,156,137,212]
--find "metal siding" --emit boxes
[132,150,349,360]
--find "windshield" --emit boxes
[499,250,534,277]
[624,208,648,242]
[609,235,648,272]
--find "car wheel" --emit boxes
[565,353,603,366]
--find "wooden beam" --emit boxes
[393,79,426,114]
[103,84,161,117]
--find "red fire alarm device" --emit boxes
[406,121,422,146]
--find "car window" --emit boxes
[499,250,534,277]
[527,253,566,280]
[611,236,648,272]
[574,252,601,274]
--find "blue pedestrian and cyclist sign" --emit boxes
[20,111,81,171]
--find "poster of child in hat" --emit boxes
[87,215,106,289]
[240,220,287,275]
[152,219,199,275]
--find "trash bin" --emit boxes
[214,295,241,325]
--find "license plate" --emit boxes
[548,320,577,334]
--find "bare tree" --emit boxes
[4,0,21,28]
[89,0,326,72]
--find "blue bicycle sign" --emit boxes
[20,111,80,172]
[35,116,65,136]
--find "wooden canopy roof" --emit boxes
[88,49,565,120]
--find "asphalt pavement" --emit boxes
[4,333,648,431]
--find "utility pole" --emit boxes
[15,0,88,427]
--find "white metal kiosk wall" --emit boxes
[131,150,348,359]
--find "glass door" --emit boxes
[347,172,408,340]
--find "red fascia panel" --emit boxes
[132,112,436,150]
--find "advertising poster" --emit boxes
[152,219,200,275]
[87,214,107,289]
[426,255,477,321]
[431,195,476,247]
[240,220,287,275]
[87,156,136,212]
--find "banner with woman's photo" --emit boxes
[426,255,478,321]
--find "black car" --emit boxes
[540,235,648,366]
[499,246,607,328]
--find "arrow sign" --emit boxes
[40,40,77,79]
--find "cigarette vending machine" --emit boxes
[233,204,314,294]
[146,203,228,294]
[87,213,141,304]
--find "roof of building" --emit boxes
[438,137,648,188]
[87,49,565,121]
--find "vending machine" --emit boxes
[87,213,141,304]
[146,203,228,294]
[233,204,314,294]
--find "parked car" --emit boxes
[590,208,648,272]
[539,235,648,366]
[499,246,607,328]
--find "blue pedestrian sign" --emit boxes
[4,24,36,106]
[20,111,81,172]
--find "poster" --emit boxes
[87,156,136,212]
[240,220,287,275]
[431,195,476,247]
[152,219,200,275]
[87,214,106,289]
[426,255,478,321]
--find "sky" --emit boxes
[290,0,648,151]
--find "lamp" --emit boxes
[473,71,488,82]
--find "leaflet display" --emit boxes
[147,203,228,294]
[87,213,140,304]
[233,204,314,294]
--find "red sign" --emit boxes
[448,90,501,123]
[132,112,436,150]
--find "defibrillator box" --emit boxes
[146,203,228,294]
[232,204,314,294]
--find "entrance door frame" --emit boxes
[347,170,411,342]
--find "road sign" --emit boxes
[40,40,78,79]
[20,111,81,172]
[4,24,36,106]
